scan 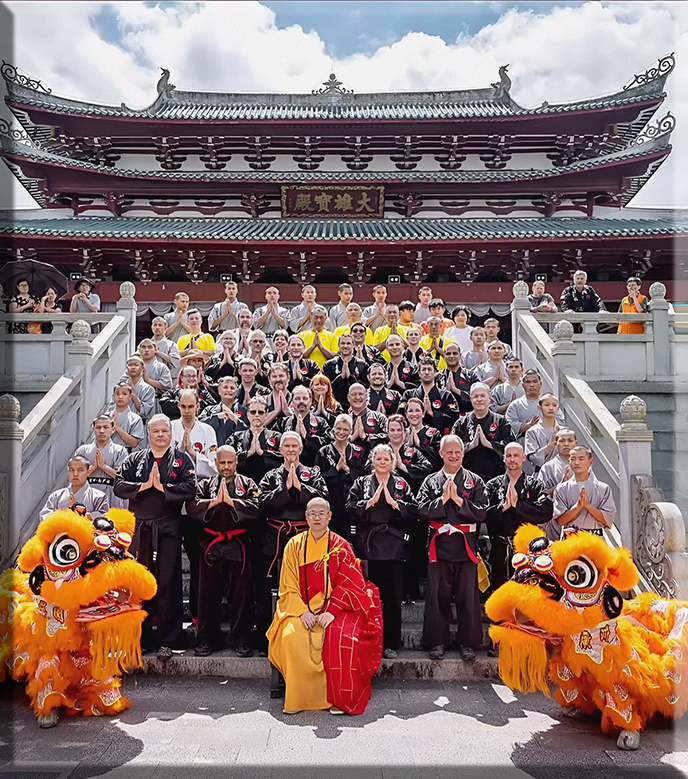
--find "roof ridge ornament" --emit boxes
[0,116,31,144]
[312,73,353,96]
[633,112,676,146]
[623,53,675,90]
[0,62,51,94]
[491,65,511,99]
[156,68,176,97]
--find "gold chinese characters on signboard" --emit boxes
[281,185,384,219]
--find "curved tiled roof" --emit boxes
[1,215,684,242]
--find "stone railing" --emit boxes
[515,281,681,380]
[510,280,688,597]
[0,282,138,565]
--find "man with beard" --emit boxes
[265,362,293,428]
[451,383,513,483]
[256,432,329,652]
[279,385,333,466]
[436,342,474,413]
[188,445,259,658]
[485,442,553,591]
[286,334,320,391]
[417,435,488,662]
[367,362,401,416]
[231,309,255,358]
[322,333,368,408]
[229,396,282,484]
[200,375,247,443]
[385,335,419,393]
[347,383,389,455]
[114,414,196,657]
[75,414,129,509]
[401,356,459,434]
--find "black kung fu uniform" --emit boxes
[187,473,259,650]
[279,411,334,466]
[347,473,418,651]
[436,367,476,413]
[412,426,443,471]
[349,408,389,455]
[451,411,513,482]
[114,448,196,650]
[254,463,329,648]
[159,386,216,420]
[236,382,270,407]
[385,359,420,393]
[322,355,369,408]
[199,401,247,443]
[228,428,282,484]
[286,358,320,392]
[205,355,237,383]
[400,385,460,435]
[484,472,553,590]
[355,343,386,365]
[315,441,369,541]
[368,387,401,416]
[417,468,488,651]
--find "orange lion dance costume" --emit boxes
[0,508,157,728]
[486,524,688,750]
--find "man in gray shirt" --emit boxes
[505,370,564,441]
[538,429,577,496]
[253,286,288,338]
[40,455,109,521]
[164,292,192,342]
[288,284,318,334]
[362,285,388,332]
[208,281,249,333]
[327,283,354,331]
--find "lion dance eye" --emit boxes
[563,557,598,589]
[48,535,81,567]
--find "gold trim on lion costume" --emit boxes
[0,508,156,726]
[486,524,688,750]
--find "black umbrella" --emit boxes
[0,259,69,299]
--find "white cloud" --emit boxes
[1,0,686,207]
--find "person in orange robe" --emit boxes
[267,497,382,715]
[617,277,649,335]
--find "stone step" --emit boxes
[140,649,499,680]
[401,622,491,650]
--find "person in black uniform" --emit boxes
[367,362,401,416]
[188,445,260,657]
[404,397,443,471]
[264,362,293,428]
[114,413,197,657]
[347,383,389,455]
[385,335,420,393]
[278,385,333,466]
[228,396,282,484]
[255,431,329,651]
[484,442,553,591]
[417,434,488,661]
[315,413,369,542]
[322,333,368,408]
[351,322,385,365]
[286,334,319,391]
[436,342,474,413]
[159,365,216,420]
[451,382,513,482]
[400,356,460,435]
[347,443,417,659]
[199,375,247,443]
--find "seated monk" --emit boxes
[267,497,382,715]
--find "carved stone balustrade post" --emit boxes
[117,281,138,356]
[551,320,577,403]
[67,320,94,443]
[649,282,670,377]
[510,280,531,360]
[0,394,22,564]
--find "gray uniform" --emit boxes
[537,455,570,492]
[153,336,181,376]
[525,421,560,469]
[552,473,616,534]
[115,377,156,422]
[110,408,146,452]
[413,306,431,324]
[288,303,315,334]
[74,441,129,509]
[208,299,249,332]
[142,360,173,392]
[490,382,525,413]
[327,302,350,331]
[473,361,507,384]
[164,310,190,342]
[253,304,289,337]
[460,349,488,371]
[40,484,109,521]
[505,396,565,439]
[362,304,387,332]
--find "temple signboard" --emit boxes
[281,185,384,218]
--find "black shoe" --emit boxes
[428,645,445,660]
[194,643,213,657]
[256,649,268,658]
[459,646,476,662]
[235,644,253,658]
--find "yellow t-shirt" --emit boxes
[177,332,216,352]
[419,333,455,370]
[300,329,338,368]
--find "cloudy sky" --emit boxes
[0,0,685,210]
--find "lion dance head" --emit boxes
[0,508,156,725]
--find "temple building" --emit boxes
[0,55,685,308]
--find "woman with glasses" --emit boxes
[267,496,382,715]
[229,396,282,483]
[350,323,385,365]
[347,444,417,659]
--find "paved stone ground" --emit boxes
[1,676,687,779]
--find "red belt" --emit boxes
[267,518,308,575]
[428,519,479,564]
[203,527,248,571]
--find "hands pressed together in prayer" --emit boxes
[208,477,235,508]
[365,480,399,511]
[502,481,519,511]
[465,424,493,452]
[141,462,164,492]
[286,461,301,491]
[441,476,464,507]
[335,448,349,473]
[247,431,264,457]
